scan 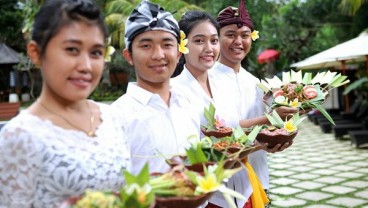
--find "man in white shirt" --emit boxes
[209,0,298,207]
[112,0,200,175]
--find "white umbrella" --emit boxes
[291,32,368,71]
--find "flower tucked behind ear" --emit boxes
[104,37,115,62]
[251,30,259,41]
[104,46,115,62]
[178,30,189,54]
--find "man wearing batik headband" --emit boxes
[207,0,298,207]
[112,0,200,175]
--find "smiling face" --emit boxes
[123,30,181,90]
[28,21,105,102]
[218,24,252,71]
[184,20,220,75]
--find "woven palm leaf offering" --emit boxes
[246,111,306,148]
[203,126,263,161]
[201,103,233,138]
[66,163,245,208]
[257,70,349,125]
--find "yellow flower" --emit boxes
[74,190,119,208]
[125,183,152,204]
[289,98,301,108]
[104,45,115,62]
[251,30,259,41]
[284,120,297,133]
[195,173,221,193]
[178,30,189,54]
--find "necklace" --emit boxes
[39,100,95,137]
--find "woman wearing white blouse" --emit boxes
[0,0,131,207]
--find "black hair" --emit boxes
[172,10,220,78]
[32,0,108,57]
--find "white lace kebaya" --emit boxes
[0,102,131,208]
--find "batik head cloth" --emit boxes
[217,0,254,31]
[124,0,180,49]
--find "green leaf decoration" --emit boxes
[186,142,208,164]
[265,113,278,126]
[312,102,335,125]
[233,126,245,139]
[272,110,285,125]
[311,71,327,84]
[257,82,271,93]
[330,76,350,88]
[291,70,303,83]
[123,163,150,186]
[282,71,291,83]
[204,102,216,129]
[291,113,307,126]
[243,125,262,146]
[203,102,216,130]
[302,72,312,84]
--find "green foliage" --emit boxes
[186,141,227,164]
[88,86,123,102]
[0,0,25,52]
[339,0,368,16]
[343,77,368,95]
[203,102,216,130]
[121,164,155,208]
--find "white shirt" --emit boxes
[0,102,131,208]
[112,82,200,175]
[171,66,226,128]
[210,62,270,189]
[172,66,252,207]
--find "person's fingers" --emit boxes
[259,142,269,150]
[279,142,290,151]
[279,141,294,151]
[266,144,281,153]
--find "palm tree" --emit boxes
[339,0,368,16]
[21,0,44,41]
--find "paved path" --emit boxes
[268,119,368,208]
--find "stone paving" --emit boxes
[268,119,368,208]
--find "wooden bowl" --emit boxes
[201,127,232,138]
[166,156,216,173]
[167,156,238,172]
[155,192,213,208]
[256,130,298,148]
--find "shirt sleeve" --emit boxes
[0,127,41,208]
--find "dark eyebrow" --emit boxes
[62,39,105,48]
[162,37,176,42]
[62,39,82,44]
[137,37,176,43]
[137,38,153,43]
[224,30,236,34]
[192,34,219,38]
